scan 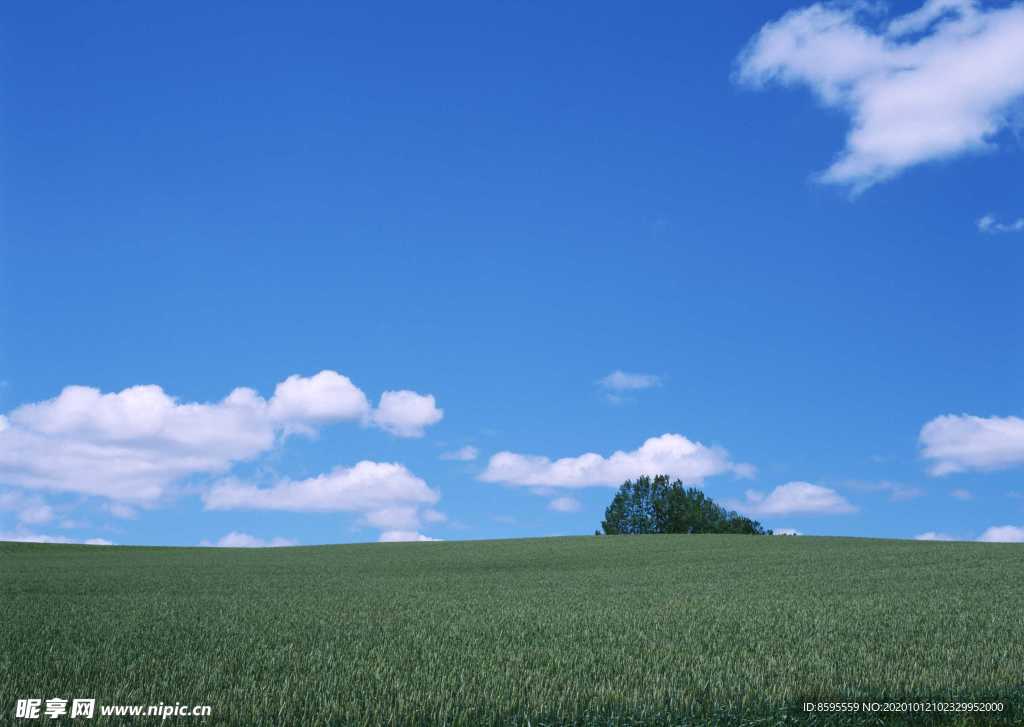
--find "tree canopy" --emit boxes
[600,475,771,535]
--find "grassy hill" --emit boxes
[2,534,1022,725]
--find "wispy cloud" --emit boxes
[0,490,54,525]
[0,531,112,545]
[847,480,925,502]
[598,371,662,391]
[440,445,478,462]
[199,532,297,548]
[978,214,1024,233]
[378,530,440,542]
[915,531,956,541]
[726,482,857,516]
[548,496,582,513]
[597,371,663,404]
[105,502,138,520]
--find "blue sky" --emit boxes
[1,0,1022,546]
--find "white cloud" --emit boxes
[203,461,438,513]
[203,460,442,542]
[849,480,925,501]
[1,383,273,502]
[598,371,662,391]
[978,214,1024,233]
[0,532,72,543]
[950,488,973,500]
[440,445,478,462]
[0,531,112,545]
[774,528,802,535]
[548,496,582,513]
[480,433,753,488]
[371,391,444,438]
[0,490,54,525]
[920,414,1024,475]
[363,506,422,531]
[736,0,1024,191]
[199,531,297,548]
[977,525,1024,543]
[267,371,370,428]
[105,502,138,519]
[0,371,441,503]
[18,503,54,525]
[727,482,857,516]
[915,531,956,541]
[378,530,439,542]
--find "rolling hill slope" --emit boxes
[2,535,1022,725]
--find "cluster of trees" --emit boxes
[600,475,771,535]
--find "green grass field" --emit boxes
[2,535,1023,725]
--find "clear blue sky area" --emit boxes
[2,1,1021,546]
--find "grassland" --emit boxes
[2,535,1023,725]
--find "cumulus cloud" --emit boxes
[598,371,662,391]
[203,461,438,512]
[480,434,753,489]
[774,528,802,535]
[199,531,297,548]
[440,445,478,462]
[915,531,956,541]
[978,214,1024,233]
[371,391,444,438]
[378,530,439,542]
[0,371,442,503]
[726,482,857,516]
[267,371,371,429]
[0,384,273,502]
[548,496,582,513]
[203,461,441,540]
[977,525,1024,542]
[736,0,1024,191]
[920,414,1024,475]
[950,488,974,500]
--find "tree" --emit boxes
[601,475,771,535]
[599,474,667,534]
